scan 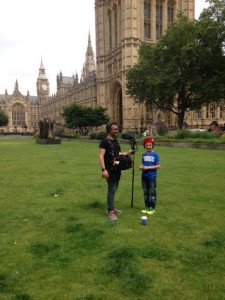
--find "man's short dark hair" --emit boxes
[106,122,118,133]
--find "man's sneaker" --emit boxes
[114,208,122,215]
[108,211,118,221]
[141,208,148,214]
[146,208,156,215]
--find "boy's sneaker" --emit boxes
[114,208,122,215]
[141,208,148,214]
[146,208,156,215]
[108,211,118,221]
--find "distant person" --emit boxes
[98,122,135,221]
[139,137,160,215]
[215,126,220,135]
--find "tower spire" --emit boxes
[40,57,44,69]
[38,58,47,79]
[36,57,49,99]
[14,79,19,91]
[82,32,96,80]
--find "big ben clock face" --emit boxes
[42,84,47,91]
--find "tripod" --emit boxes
[130,138,138,208]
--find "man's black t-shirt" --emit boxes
[99,138,121,170]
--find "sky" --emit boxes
[0,0,210,96]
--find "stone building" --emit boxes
[0,81,40,134]
[40,32,97,131]
[0,34,96,134]
[95,0,195,131]
[93,0,224,132]
[1,0,224,134]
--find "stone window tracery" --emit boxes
[113,4,118,47]
[107,9,112,50]
[168,0,174,24]
[12,103,25,126]
[156,0,163,39]
[144,0,151,39]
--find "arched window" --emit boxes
[144,0,151,39]
[12,103,25,126]
[156,0,163,39]
[118,0,121,43]
[206,103,216,118]
[107,10,112,50]
[168,0,174,24]
[113,4,118,47]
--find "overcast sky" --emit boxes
[0,0,210,96]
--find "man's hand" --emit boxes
[128,150,135,155]
[102,169,109,179]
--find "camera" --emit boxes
[121,132,137,151]
[121,132,136,140]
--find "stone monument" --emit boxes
[36,117,61,144]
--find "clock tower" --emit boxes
[36,58,49,103]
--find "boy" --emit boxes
[139,137,160,215]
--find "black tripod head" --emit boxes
[121,132,138,151]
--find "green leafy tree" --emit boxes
[0,109,8,126]
[62,104,110,135]
[126,5,225,128]
[196,0,225,101]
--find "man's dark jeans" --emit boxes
[107,170,121,212]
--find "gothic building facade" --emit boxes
[39,32,97,131]
[0,33,96,134]
[0,81,40,134]
[1,0,224,134]
[95,0,195,131]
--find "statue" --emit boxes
[39,117,55,139]
[36,117,61,144]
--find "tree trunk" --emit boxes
[177,109,185,129]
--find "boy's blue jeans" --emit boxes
[107,170,121,212]
[142,177,157,209]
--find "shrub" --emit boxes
[219,134,225,143]
[157,124,168,136]
[175,130,191,139]
[89,131,107,140]
[62,133,80,139]
[175,130,217,140]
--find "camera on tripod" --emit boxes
[121,132,137,151]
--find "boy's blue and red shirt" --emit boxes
[142,151,160,179]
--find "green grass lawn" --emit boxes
[0,138,225,300]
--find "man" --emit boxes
[99,122,134,221]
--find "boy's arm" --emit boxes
[143,163,160,170]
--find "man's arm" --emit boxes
[99,148,106,170]
[119,149,135,156]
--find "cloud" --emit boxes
[0,0,208,96]
[0,0,95,95]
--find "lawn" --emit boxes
[0,138,225,300]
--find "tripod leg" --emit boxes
[131,153,135,208]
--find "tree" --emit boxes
[196,0,225,101]
[62,104,110,135]
[126,6,225,128]
[0,109,8,127]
